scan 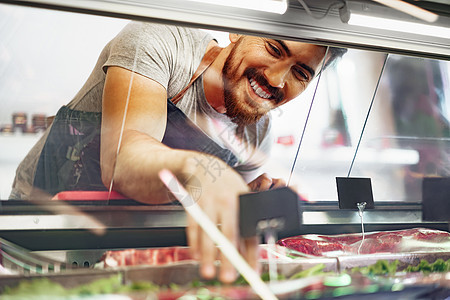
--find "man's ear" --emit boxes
[229,33,241,44]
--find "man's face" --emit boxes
[222,35,327,126]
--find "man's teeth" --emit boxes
[249,78,271,99]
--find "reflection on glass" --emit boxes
[386,56,450,200]
[274,51,449,202]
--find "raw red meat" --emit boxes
[97,229,450,266]
[99,247,194,267]
[281,238,345,256]
[99,246,274,267]
[277,228,450,257]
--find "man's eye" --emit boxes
[267,42,282,57]
[294,68,308,81]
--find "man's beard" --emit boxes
[222,47,284,127]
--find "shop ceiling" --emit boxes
[0,0,449,59]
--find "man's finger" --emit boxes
[199,200,218,280]
[218,196,239,283]
[251,173,273,191]
[243,236,260,273]
[200,232,217,280]
[270,178,286,189]
[259,176,273,191]
[186,214,200,260]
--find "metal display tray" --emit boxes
[1,248,449,290]
[337,251,450,271]
[30,248,450,273]
[1,233,450,294]
[1,256,449,300]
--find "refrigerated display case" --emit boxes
[0,0,449,298]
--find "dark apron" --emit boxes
[33,100,237,196]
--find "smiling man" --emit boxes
[11,21,346,282]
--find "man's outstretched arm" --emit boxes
[100,66,257,283]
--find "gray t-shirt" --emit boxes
[10,21,272,200]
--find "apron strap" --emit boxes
[171,45,222,105]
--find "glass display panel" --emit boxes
[0,3,448,206]
[270,51,449,202]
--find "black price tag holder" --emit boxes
[239,187,301,239]
[239,187,301,282]
[336,177,375,210]
[422,177,450,222]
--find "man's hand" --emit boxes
[248,173,286,192]
[182,155,258,283]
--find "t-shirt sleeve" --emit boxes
[102,22,179,90]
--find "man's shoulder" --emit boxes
[131,21,206,38]
[122,22,211,55]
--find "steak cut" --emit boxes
[98,247,193,267]
[98,246,273,267]
[277,228,450,256]
[97,228,450,267]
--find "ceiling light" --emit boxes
[186,0,288,14]
[370,0,438,23]
[348,13,450,39]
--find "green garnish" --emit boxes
[1,274,160,298]
[405,259,450,274]
[351,259,399,276]
[289,263,328,279]
[350,258,450,276]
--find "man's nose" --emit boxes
[264,64,289,88]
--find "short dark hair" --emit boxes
[325,46,348,69]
